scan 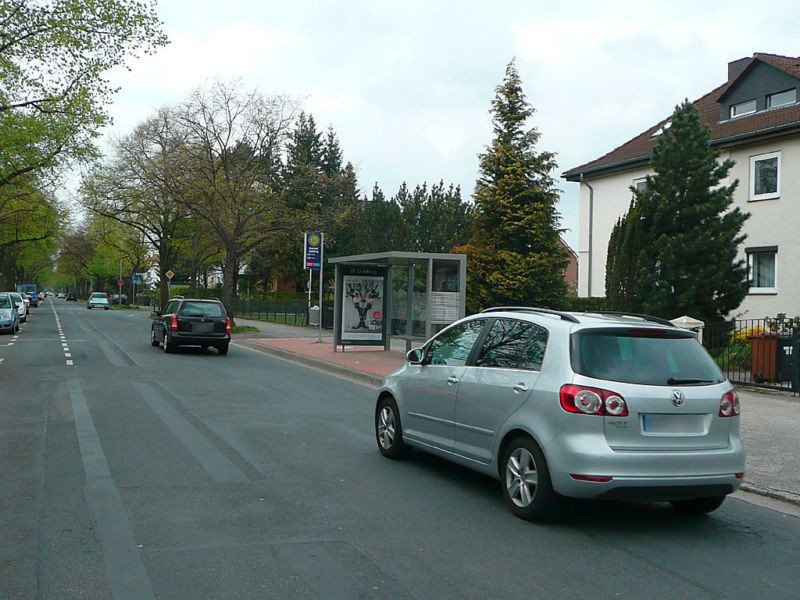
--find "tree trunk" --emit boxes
[222,249,238,323]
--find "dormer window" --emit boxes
[767,88,796,109]
[650,120,672,137]
[730,99,756,118]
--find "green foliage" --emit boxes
[0,0,167,187]
[605,199,641,312]
[0,179,63,288]
[606,101,750,324]
[466,60,567,312]
[562,295,611,313]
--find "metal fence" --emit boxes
[232,299,309,326]
[705,317,799,392]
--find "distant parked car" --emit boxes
[66,291,77,301]
[26,292,38,308]
[6,292,27,323]
[57,292,65,299]
[151,298,231,355]
[110,293,128,305]
[87,292,110,310]
[0,294,20,334]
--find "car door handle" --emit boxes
[447,375,459,385]
[513,383,529,394]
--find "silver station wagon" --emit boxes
[375,307,745,521]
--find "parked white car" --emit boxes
[6,291,27,323]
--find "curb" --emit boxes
[234,339,383,387]
[235,340,800,509]
[741,482,800,506]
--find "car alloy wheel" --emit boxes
[162,331,173,353]
[377,406,396,450]
[150,328,159,347]
[501,436,557,521]
[505,448,538,508]
[375,396,410,459]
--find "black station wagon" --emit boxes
[151,298,231,355]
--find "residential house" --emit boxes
[563,52,800,319]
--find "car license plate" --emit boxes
[192,322,214,333]
[641,414,704,434]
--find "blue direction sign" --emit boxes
[131,274,142,285]
[304,232,323,270]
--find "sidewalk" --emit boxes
[232,322,800,506]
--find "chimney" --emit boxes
[728,57,750,81]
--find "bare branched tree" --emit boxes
[82,107,192,305]
[178,80,297,312]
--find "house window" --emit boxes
[747,247,777,294]
[632,177,648,194]
[730,99,757,118]
[767,88,796,109]
[749,151,780,201]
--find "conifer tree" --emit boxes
[605,199,641,312]
[629,101,749,324]
[467,60,567,311]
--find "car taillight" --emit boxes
[719,390,740,417]
[225,317,231,335]
[560,384,628,417]
[170,314,178,332]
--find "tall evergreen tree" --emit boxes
[320,126,344,177]
[467,60,567,311]
[629,101,749,324]
[605,199,640,312]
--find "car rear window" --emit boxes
[571,328,724,386]
[91,293,107,298]
[178,301,225,318]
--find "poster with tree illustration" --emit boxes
[340,268,386,344]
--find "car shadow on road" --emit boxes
[401,449,740,534]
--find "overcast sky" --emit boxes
[102,0,800,249]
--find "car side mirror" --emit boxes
[407,348,424,364]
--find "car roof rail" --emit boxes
[583,311,675,327]
[481,306,580,324]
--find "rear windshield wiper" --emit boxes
[666,378,717,385]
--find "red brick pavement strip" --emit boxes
[248,337,406,383]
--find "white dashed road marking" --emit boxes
[50,299,74,367]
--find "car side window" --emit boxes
[426,320,485,366]
[164,301,178,314]
[475,319,548,371]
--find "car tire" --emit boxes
[669,495,726,515]
[217,343,229,356]
[87,306,91,310]
[104,307,109,310]
[501,436,558,521]
[162,331,174,353]
[375,396,411,459]
[150,328,159,347]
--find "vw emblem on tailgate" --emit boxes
[671,390,685,407]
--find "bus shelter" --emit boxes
[329,251,467,351]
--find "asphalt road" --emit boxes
[1,298,799,600]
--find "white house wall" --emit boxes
[727,137,800,318]
[578,166,652,297]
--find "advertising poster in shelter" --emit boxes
[338,266,387,345]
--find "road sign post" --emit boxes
[165,269,174,299]
[303,232,324,342]
[131,274,142,306]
